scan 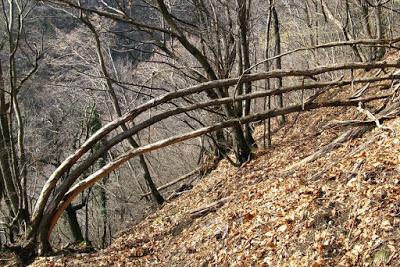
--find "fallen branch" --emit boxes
[357,102,391,131]
[320,112,398,129]
[285,96,400,175]
[321,119,374,129]
[190,197,232,218]
[308,136,377,182]
[285,126,372,175]
[166,189,192,201]
[141,167,201,198]
[350,83,370,99]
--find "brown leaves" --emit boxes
[128,247,151,258]
[310,259,326,267]
[32,95,400,267]
[243,212,256,223]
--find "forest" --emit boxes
[0,0,400,265]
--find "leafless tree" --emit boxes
[0,0,399,263]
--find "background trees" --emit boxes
[0,0,399,262]
[0,0,43,245]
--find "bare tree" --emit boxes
[0,0,41,244]
[0,0,399,263]
[80,15,165,205]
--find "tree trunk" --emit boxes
[272,5,285,124]
[65,205,84,242]
[156,0,252,164]
[0,61,21,234]
[264,0,273,148]
[321,0,366,62]
[237,0,256,147]
[373,3,385,60]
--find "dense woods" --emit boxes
[0,0,399,264]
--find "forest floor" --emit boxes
[30,62,400,266]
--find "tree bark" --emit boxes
[237,0,256,147]
[46,92,392,235]
[156,0,252,163]
[65,205,84,243]
[272,5,285,124]
[373,3,385,60]
[28,60,399,254]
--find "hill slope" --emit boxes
[32,66,400,266]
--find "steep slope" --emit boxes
[32,64,400,266]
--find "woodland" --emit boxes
[0,0,400,265]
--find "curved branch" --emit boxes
[47,93,392,233]
[47,72,400,217]
[51,0,173,35]
[31,59,400,226]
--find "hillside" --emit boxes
[31,64,400,266]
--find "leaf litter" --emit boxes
[32,62,400,267]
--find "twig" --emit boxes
[357,102,396,135]
[350,83,370,99]
[190,197,232,218]
[141,167,201,198]
[166,190,192,201]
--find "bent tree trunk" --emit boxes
[17,59,400,261]
[30,93,390,258]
